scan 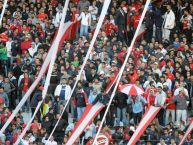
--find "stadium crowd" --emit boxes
[0,0,192,144]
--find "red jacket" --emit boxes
[117,51,126,63]
[132,14,141,30]
[128,70,138,84]
[20,39,33,54]
[166,96,176,110]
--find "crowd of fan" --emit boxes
[0,0,192,144]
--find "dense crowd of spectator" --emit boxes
[0,0,192,144]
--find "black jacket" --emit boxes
[74,91,88,107]
[115,8,126,26]
[30,90,42,108]
[92,93,110,105]
[114,92,128,108]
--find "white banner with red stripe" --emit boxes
[127,106,161,145]
[179,120,193,145]
[66,103,104,145]
[136,24,146,40]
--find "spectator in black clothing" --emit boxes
[30,86,43,121]
[42,116,52,134]
[11,60,22,81]
[115,4,127,42]
[146,125,159,145]
[153,5,163,43]
[52,114,68,142]
[46,108,55,123]
[161,128,172,144]
[92,89,110,120]
[74,86,88,119]
[112,126,124,145]
[145,10,154,43]
[114,92,128,126]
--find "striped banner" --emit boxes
[127,106,161,145]
[179,120,193,145]
[66,103,104,145]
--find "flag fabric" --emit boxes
[136,24,146,41]
[66,102,104,145]
[127,106,161,145]
[179,120,193,145]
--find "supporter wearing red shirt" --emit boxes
[166,67,175,81]
[71,6,79,40]
[188,56,193,70]
[30,118,41,133]
[37,8,48,21]
[117,46,127,63]
[132,1,142,11]
[19,73,32,111]
[104,19,118,36]
[145,88,156,106]
[20,35,33,54]
[132,11,141,30]
[128,70,138,84]
[165,91,176,124]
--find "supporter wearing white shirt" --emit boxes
[54,77,71,101]
[88,1,98,20]
[6,38,13,59]
[28,42,38,57]
[152,62,162,77]
[54,8,63,27]
[78,8,91,36]
[154,85,166,126]
[174,82,189,97]
[155,86,166,107]
[162,4,175,40]
[143,75,156,90]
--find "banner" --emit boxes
[179,120,193,145]
[127,106,161,145]
[66,103,104,145]
[136,24,146,41]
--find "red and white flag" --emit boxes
[66,103,104,145]
[179,119,193,145]
[127,106,161,145]
[136,24,146,40]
